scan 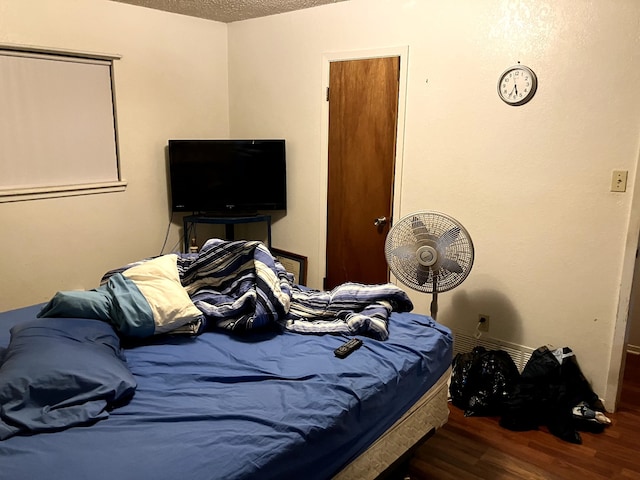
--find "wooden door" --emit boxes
[325,56,400,289]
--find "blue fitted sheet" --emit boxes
[0,304,452,480]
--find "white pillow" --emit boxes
[122,254,203,335]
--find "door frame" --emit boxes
[316,45,409,288]
[607,147,640,411]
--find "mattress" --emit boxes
[333,367,451,479]
[0,304,452,480]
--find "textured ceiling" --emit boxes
[110,0,347,23]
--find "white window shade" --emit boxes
[0,46,125,202]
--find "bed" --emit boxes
[0,239,453,480]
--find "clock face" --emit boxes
[498,65,537,106]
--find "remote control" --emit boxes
[334,338,363,359]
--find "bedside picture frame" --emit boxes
[271,248,307,285]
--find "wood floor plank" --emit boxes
[478,448,563,480]
[618,468,640,479]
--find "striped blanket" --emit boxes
[177,239,413,340]
[178,239,293,333]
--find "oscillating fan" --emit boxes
[384,211,474,319]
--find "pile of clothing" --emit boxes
[451,345,611,444]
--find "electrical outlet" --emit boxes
[611,170,628,192]
[478,314,490,332]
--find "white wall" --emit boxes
[0,0,229,309]
[227,0,640,404]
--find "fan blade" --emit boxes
[437,226,460,249]
[416,264,431,286]
[440,257,463,274]
[391,243,417,260]
[411,216,430,240]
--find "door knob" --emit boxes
[374,216,387,227]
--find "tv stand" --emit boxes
[196,211,259,218]
[183,214,272,253]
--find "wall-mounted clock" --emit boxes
[497,64,537,106]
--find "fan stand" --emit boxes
[430,277,438,319]
[417,246,441,319]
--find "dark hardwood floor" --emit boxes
[408,353,640,480]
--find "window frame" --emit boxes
[0,43,126,203]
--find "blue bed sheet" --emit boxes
[0,304,452,480]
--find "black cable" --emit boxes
[159,212,174,255]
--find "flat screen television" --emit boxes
[168,139,287,215]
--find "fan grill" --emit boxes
[385,211,474,293]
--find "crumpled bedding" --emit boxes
[177,238,293,333]
[39,254,204,339]
[178,238,413,339]
[45,238,414,340]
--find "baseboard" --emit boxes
[451,330,535,372]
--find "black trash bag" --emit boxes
[450,346,486,410]
[450,346,520,417]
[463,348,520,417]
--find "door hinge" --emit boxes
[326,87,330,102]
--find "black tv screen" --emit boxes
[168,139,287,214]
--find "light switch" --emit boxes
[611,170,628,192]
